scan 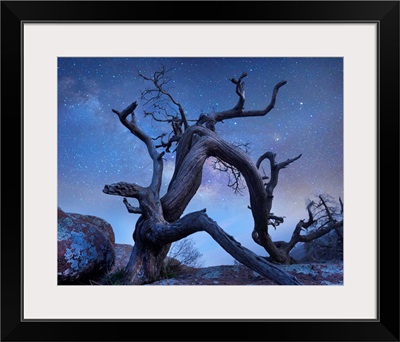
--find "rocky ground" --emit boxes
[147,262,343,286]
[59,210,343,286]
[108,243,343,286]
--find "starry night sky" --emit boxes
[58,57,343,266]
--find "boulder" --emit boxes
[68,213,115,245]
[58,207,115,284]
[110,243,133,272]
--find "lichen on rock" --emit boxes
[57,207,115,284]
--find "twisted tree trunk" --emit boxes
[103,74,304,285]
[103,70,342,285]
[103,124,302,285]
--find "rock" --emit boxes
[58,207,115,284]
[148,262,343,286]
[68,213,115,245]
[111,243,133,272]
[292,231,343,263]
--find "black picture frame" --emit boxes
[1,1,399,341]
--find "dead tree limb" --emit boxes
[211,79,287,122]
[139,66,189,130]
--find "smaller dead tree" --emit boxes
[167,237,203,268]
[268,194,344,263]
[301,194,344,261]
[164,237,203,276]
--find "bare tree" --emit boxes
[103,67,342,285]
[269,194,344,263]
[167,237,203,268]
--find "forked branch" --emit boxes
[111,101,164,194]
[123,198,143,214]
[210,78,287,123]
[256,152,302,197]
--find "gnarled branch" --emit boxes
[229,72,247,111]
[150,209,301,285]
[123,198,143,214]
[103,182,143,199]
[256,151,302,198]
[209,78,287,123]
[111,101,164,195]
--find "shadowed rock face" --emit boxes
[57,207,115,284]
[110,243,133,273]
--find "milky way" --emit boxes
[58,57,343,266]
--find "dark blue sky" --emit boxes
[58,57,343,266]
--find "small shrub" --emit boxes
[161,237,204,280]
[166,237,203,269]
[100,268,126,285]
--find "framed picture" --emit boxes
[1,1,399,341]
